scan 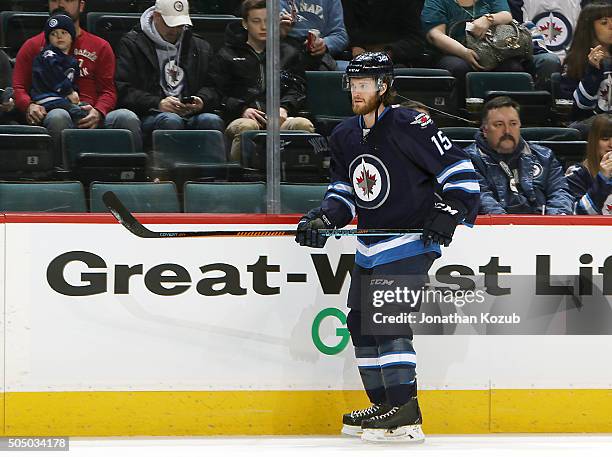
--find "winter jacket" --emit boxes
[209,21,307,122]
[13,30,117,116]
[566,163,612,215]
[342,0,426,65]
[560,60,612,121]
[31,45,79,106]
[280,0,349,56]
[115,20,220,117]
[464,132,574,215]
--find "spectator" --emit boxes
[464,96,573,214]
[506,0,562,91]
[342,0,427,67]
[421,0,530,104]
[561,2,612,138]
[211,0,314,162]
[12,0,141,164]
[566,113,612,214]
[0,50,16,125]
[31,14,87,122]
[280,0,349,70]
[115,0,224,145]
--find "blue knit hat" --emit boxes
[44,14,76,43]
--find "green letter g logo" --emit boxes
[312,307,350,355]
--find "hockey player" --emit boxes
[295,52,479,443]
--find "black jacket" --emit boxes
[209,22,307,121]
[115,25,220,117]
[341,0,426,66]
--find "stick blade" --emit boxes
[102,191,157,238]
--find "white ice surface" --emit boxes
[57,435,612,457]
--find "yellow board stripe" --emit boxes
[2,389,612,436]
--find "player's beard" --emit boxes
[352,94,380,115]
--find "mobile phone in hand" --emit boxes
[181,96,196,104]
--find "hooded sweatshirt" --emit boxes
[280,0,349,56]
[140,6,185,97]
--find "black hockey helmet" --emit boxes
[342,52,394,91]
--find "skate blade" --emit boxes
[341,424,362,437]
[361,425,425,443]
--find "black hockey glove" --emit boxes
[422,202,465,247]
[295,208,333,248]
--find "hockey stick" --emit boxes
[103,191,421,239]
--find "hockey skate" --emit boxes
[341,403,393,437]
[360,397,425,443]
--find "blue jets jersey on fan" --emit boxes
[321,106,479,268]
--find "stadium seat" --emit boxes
[83,1,240,15]
[86,13,239,53]
[0,133,54,178]
[191,16,241,52]
[393,75,458,124]
[62,129,145,183]
[305,71,353,135]
[520,127,582,141]
[89,181,180,213]
[184,182,266,213]
[0,125,47,135]
[83,1,157,13]
[466,72,534,99]
[85,13,139,51]
[0,181,86,212]
[240,131,330,183]
[151,129,237,184]
[441,127,479,141]
[394,68,452,77]
[0,1,47,12]
[0,11,47,57]
[280,183,328,214]
[152,129,225,165]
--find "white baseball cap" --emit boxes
[155,0,192,27]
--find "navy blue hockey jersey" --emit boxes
[321,106,479,268]
[566,163,612,215]
[31,45,79,106]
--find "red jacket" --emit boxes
[13,29,117,117]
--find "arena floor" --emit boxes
[63,434,612,456]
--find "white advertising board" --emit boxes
[3,220,612,392]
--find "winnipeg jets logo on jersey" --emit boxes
[532,162,543,178]
[410,113,433,129]
[349,154,390,209]
[533,11,573,53]
[164,59,184,89]
[43,49,56,58]
[604,195,612,216]
[598,77,611,112]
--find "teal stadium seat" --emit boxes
[0,181,86,212]
[520,127,582,141]
[86,13,240,52]
[89,182,180,213]
[305,71,353,135]
[151,129,237,183]
[466,72,534,99]
[0,125,47,135]
[62,129,145,183]
[184,182,266,213]
[280,183,328,214]
[0,11,47,57]
[441,127,479,141]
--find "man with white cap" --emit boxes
[115,0,223,143]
